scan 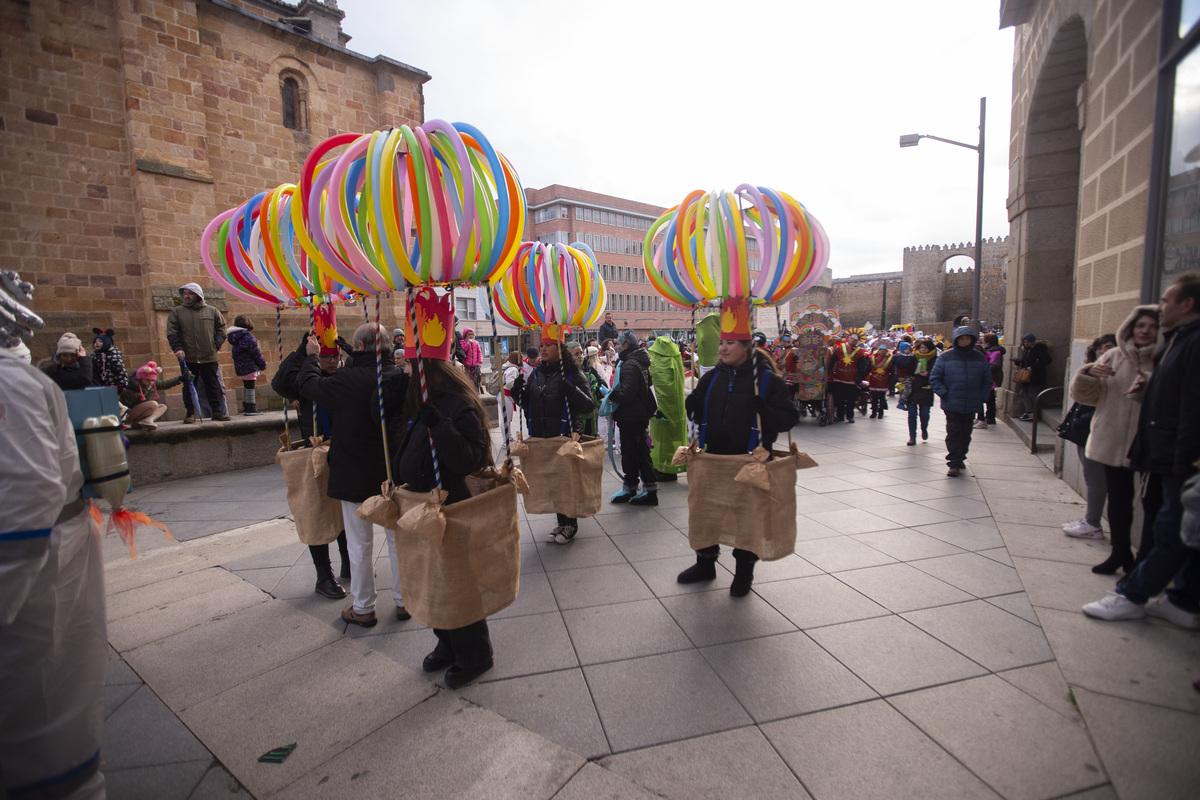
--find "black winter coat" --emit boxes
[297,352,407,503]
[1015,341,1051,386]
[893,353,937,405]
[393,394,488,505]
[598,321,619,344]
[685,355,798,455]
[1127,316,1200,478]
[608,346,653,424]
[512,359,596,437]
[272,337,330,441]
[42,356,96,391]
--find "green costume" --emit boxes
[695,313,720,368]
[648,336,687,474]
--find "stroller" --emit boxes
[792,332,829,425]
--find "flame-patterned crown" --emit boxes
[719,296,751,341]
[541,323,570,342]
[313,303,339,355]
[404,287,454,361]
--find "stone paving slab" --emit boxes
[98,410,1199,798]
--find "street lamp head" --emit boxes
[899,134,922,148]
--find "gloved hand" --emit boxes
[751,395,769,416]
[416,402,441,429]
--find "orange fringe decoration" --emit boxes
[106,508,172,560]
[88,501,103,529]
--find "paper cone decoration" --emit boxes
[719,296,752,341]
[313,303,339,355]
[404,287,454,361]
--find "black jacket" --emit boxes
[893,352,937,405]
[608,346,653,424]
[598,321,619,344]
[272,336,329,441]
[512,359,595,438]
[1127,316,1200,478]
[297,352,407,503]
[41,355,96,391]
[393,393,487,505]
[1015,341,1051,386]
[685,355,798,455]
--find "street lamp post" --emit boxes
[900,97,986,335]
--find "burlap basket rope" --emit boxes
[356,464,526,630]
[511,431,604,518]
[275,436,344,546]
[673,442,818,561]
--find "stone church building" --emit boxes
[1,0,427,410]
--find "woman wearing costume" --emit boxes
[393,291,496,688]
[678,298,799,596]
[511,324,596,544]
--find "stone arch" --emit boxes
[941,253,976,273]
[1005,15,1088,409]
[271,56,320,134]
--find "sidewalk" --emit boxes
[100,407,1200,799]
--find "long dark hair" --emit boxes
[404,359,492,465]
[1086,334,1117,363]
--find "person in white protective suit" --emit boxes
[0,314,108,794]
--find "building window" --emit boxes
[576,207,582,220]
[281,75,305,130]
[600,211,607,224]
[455,296,477,320]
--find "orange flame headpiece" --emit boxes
[313,303,339,355]
[404,287,454,361]
[719,296,752,341]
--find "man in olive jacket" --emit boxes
[1084,271,1200,626]
[165,283,229,421]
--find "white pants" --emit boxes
[497,391,515,441]
[0,511,107,799]
[341,500,402,615]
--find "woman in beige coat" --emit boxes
[1069,305,1162,574]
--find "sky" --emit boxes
[337,0,1016,279]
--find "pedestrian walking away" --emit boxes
[930,326,993,476]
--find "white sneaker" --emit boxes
[1061,517,1085,530]
[1063,519,1104,539]
[545,526,565,543]
[973,420,987,429]
[1082,592,1145,621]
[1145,596,1200,630]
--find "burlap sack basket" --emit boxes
[391,474,522,630]
[275,437,343,546]
[513,433,603,518]
[683,446,814,561]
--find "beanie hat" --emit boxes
[897,342,913,355]
[92,327,114,351]
[526,347,539,359]
[1022,333,1036,342]
[135,361,163,380]
[57,333,82,355]
[392,328,404,339]
[619,330,639,349]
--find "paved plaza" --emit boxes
[100,408,1200,799]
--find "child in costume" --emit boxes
[227,315,267,415]
[867,343,894,418]
[121,362,183,430]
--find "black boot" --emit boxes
[1094,525,1134,575]
[336,531,351,580]
[730,557,756,597]
[677,554,717,584]
[314,568,346,599]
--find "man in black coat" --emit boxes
[598,312,619,346]
[608,330,658,506]
[1084,271,1200,627]
[298,323,408,628]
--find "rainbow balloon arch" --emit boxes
[490,241,606,338]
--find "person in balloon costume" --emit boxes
[393,291,496,689]
[678,298,799,596]
[511,324,596,544]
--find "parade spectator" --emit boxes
[521,346,539,380]
[1084,272,1200,626]
[930,326,993,477]
[598,311,619,345]
[511,332,595,543]
[166,283,230,422]
[896,338,937,446]
[497,351,521,438]
[90,327,128,390]
[227,315,267,416]
[575,343,606,438]
[298,323,408,627]
[121,362,183,430]
[394,344,494,688]
[679,329,799,595]
[977,332,1006,427]
[273,333,352,599]
[40,333,96,391]
[1013,332,1052,421]
[460,327,483,393]
[392,328,405,351]
[608,331,659,506]
[1059,335,1117,543]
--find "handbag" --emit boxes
[1012,365,1032,383]
[1056,402,1093,446]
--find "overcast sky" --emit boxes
[337,0,1015,278]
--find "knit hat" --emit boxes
[135,361,163,380]
[584,345,599,358]
[92,327,114,351]
[1022,333,1036,342]
[392,328,404,339]
[56,333,82,355]
[619,330,639,349]
[897,342,913,355]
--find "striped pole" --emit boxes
[485,290,511,461]
[688,304,698,443]
[276,305,289,443]
[375,292,393,485]
[310,300,318,439]
[409,286,442,490]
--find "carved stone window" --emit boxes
[280,73,308,131]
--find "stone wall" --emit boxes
[899,237,1009,327]
[1,0,428,415]
[830,272,903,329]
